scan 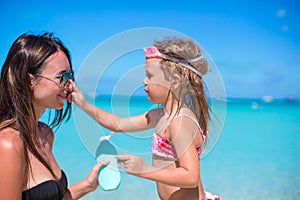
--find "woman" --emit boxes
[0,33,108,200]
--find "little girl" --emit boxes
[70,36,220,200]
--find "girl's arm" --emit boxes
[70,81,160,132]
[116,117,202,188]
[116,146,199,188]
[0,129,25,200]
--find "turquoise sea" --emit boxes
[51,97,300,200]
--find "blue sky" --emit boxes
[1,0,299,99]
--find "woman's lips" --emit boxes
[58,94,68,100]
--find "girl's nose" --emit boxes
[142,77,148,85]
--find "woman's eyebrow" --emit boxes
[58,69,71,74]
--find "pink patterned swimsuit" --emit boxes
[150,113,205,159]
[150,113,221,200]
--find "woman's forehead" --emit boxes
[42,50,70,73]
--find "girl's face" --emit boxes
[142,58,171,105]
[32,50,72,114]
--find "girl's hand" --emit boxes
[67,80,86,108]
[115,154,149,175]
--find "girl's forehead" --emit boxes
[144,58,162,70]
[144,64,162,74]
[145,58,161,65]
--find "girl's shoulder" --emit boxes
[148,107,164,115]
[177,107,197,118]
[148,107,164,123]
[168,107,201,138]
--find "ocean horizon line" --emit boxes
[81,93,300,105]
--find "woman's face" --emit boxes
[32,50,72,114]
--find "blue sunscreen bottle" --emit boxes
[95,133,121,191]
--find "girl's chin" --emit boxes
[147,97,159,104]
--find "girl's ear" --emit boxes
[171,74,181,89]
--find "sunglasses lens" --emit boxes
[60,72,73,87]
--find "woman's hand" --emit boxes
[63,161,109,200]
[84,160,109,191]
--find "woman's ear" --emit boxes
[28,73,35,89]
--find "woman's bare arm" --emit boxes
[0,128,25,200]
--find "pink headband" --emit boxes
[143,46,203,77]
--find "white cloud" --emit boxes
[276,9,286,18]
[282,25,289,32]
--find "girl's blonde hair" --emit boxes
[154,37,210,136]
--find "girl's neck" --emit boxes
[163,98,185,117]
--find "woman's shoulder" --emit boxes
[0,125,26,194]
[38,121,52,132]
[38,121,54,143]
[0,126,24,158]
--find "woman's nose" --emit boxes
[64,80,73,92]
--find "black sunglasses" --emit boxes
[35,71,74,87]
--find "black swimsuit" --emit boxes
[22,170,68,200]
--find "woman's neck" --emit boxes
[34,105,45,123]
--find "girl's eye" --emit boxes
[146,73,152,79]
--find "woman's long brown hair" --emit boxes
[0,33,73,186]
